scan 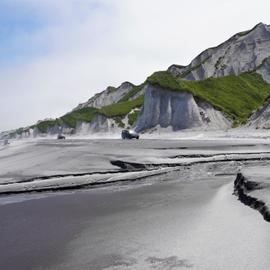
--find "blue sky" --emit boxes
[0,0,108,65]
[0,1,59,63]
[1,0,270,131]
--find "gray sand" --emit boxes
[1,138,270,269]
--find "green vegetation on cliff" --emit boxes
[147,71,270,124]
[61,107,98,128]
[128,110,140,126]
[33,108,98,132]
[119,83,145,102]
[36,119,61,133]
[99,95,143,118]
[34,96,144,132]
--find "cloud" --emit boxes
[1,0,270,130]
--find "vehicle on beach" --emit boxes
[57,134,66,140]
[3,139,9,145]
[121,129,139,140]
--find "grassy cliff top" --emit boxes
[61,107,98,128]
[36,119,62,133]
[147,71,270,125]
[118,83,145,102]
[98,95,143,117]
[33,107,98,132]
[34,96,144,132]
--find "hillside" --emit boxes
[168,22,270,82]
[3,22,270,138]
[146,71,270,126]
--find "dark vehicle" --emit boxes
[121,130,139,140]
[57,134,66,140]
[3,139,9,146]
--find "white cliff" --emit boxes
[135,84,231,132]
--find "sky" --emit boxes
[1,0,270,131]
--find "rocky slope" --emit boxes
[246,98,270,129]
[168,23,270,83]
[74,81,134,110]
[3,22,270,139]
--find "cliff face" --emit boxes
[168,23,270,83]
[135,84,231,132]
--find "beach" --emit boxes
[1,136,270,269]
